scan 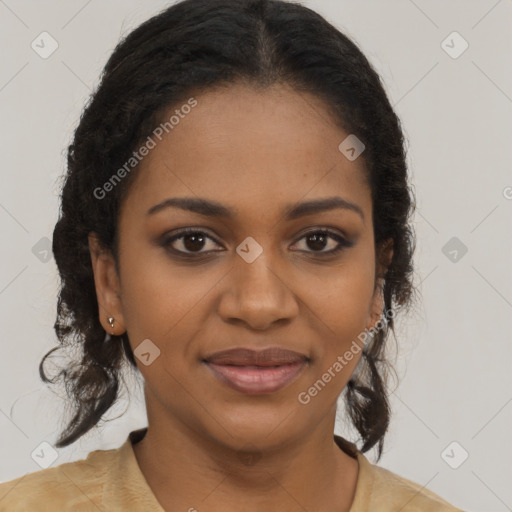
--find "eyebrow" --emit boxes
[147,196,364,222]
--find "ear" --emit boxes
[88,232,126,336]
[366,238,394,332]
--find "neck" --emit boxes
[132,412,359,512]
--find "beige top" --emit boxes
[0,428,464,511]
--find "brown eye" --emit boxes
[161,229,222,255]
[180,232,207,252]
[291,229,354,256]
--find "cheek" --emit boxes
[314,255,374,331]
[119,246,220,354]
[309,253,375,372]
[326,277,373,343]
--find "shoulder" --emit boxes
[361,455,465,511]
[0,447,117,511]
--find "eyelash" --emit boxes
[160,227,353,259]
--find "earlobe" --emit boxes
[88,232,126,335]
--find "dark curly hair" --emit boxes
[41,0,417,460]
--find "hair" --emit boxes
[41,0,417,460]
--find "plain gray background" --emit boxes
[0,1,511,511]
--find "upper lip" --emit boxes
[203,347,309,366]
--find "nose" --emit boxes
[217,252,299,331]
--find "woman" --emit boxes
[0,0,464,510]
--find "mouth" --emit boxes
[202,347,309,395]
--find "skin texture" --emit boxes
[88,83,393,512]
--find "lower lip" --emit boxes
[204,361,307,394]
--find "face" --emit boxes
[89,83,392,452]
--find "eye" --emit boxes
[291,229,353,256]
[161,228,222,255]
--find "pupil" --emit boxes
[184,234,205,251]
[308,233,327,251]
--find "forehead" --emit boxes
[123,83,371,221]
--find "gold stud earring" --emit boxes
[107,316,115,335]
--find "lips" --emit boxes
[204,347,308,366]
[203,347,309,394]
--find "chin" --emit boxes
[204,405,305,451]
